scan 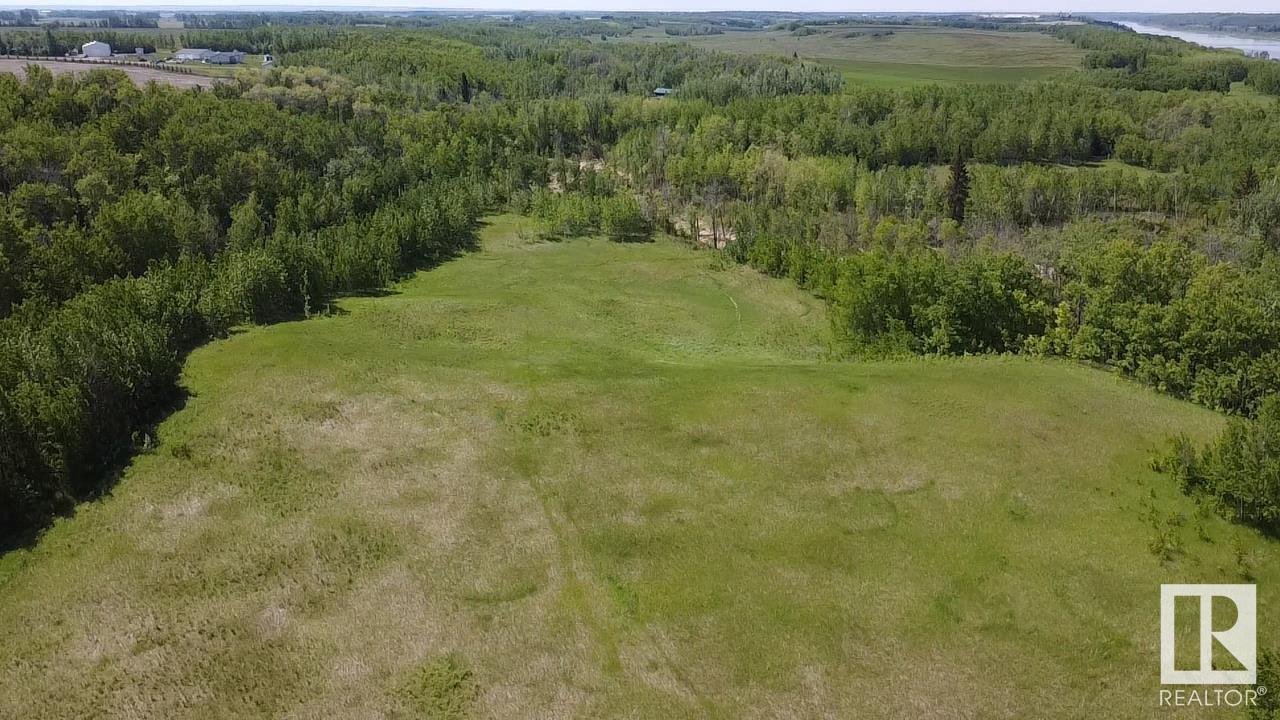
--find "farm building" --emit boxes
[206,51,246,65]
[174,48,212,61]
[174,48,245,64]
[81,41,111,58]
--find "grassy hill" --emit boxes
[0,215,1273,718]
[622,25,1084,87]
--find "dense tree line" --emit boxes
[0,29,166,56]
[1158,395,1280,537]
[37,11,160,30]
[0,26,846,541]
[1053,24,1275,93]
[584,40,1280,421]
[5,18,1280,543]
[664,25,723,36]
[275,27,841,106]
[0,67,482,543]
[0,26,354,56]
[1108,13,1280,35]
[176,11,435,29]
[716,211,1280,415]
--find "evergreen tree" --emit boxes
[946,152,970,224]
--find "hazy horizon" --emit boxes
[2,2,1278,15]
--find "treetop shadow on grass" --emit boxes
[0,219,483,555]
[0,383,192,554]
[610,230,656,244]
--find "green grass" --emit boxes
[149,50,265,77]
[623,25,1083,87]
[0,215,1275,718]
[822,58,1072,88]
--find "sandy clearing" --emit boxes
[0,58,221,89]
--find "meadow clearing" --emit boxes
[0,216,1274,719]
[622,25,1084,87]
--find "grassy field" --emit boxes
[0,215,1274,718]
[623,25,1083,87]
[0,57,223,88]
[145,50,266,78]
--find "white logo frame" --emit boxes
[1160,584,1256,685]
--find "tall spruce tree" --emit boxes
[946,152,970,224]
[459,72,472,103]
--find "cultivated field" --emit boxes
[0,216,1273,718]
[624,25,1083,87]
[0,58,221,88]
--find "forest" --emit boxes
[5,11,1280,719]
[1098,12,1280,34]
[2,14,1280,553]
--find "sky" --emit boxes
[1,0,1276,14]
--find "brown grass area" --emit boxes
[0,57,221,88]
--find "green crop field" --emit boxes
[624,25,1084,87]
[0,216,1273,718]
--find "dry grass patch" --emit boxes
[0,215,1275,719]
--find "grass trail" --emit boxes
[0,215,1273,719]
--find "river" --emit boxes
[1119,21,1280,59]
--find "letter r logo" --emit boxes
[1161,584,1256,685]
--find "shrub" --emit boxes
[198,248,290,334]
[323,222,399,293]
[600,195,650,242]
[827,248,1051,354]
[1157,395,1280,536]
[532,191,600,239]
[1248,60,1280,96]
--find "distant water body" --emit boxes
[1119,21,1280,58]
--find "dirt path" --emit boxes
[0,58,221,89]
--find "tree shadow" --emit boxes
[609,232,656,244]
[340,287,399,299]
[0,382,192,554]
[0,217,486,554]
